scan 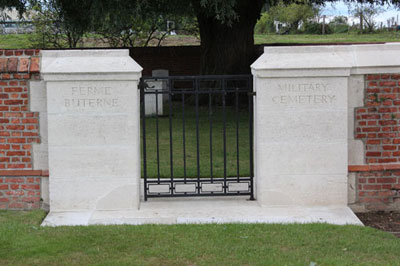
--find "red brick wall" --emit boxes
[352,73,400,211]
[355,74,400,164]
[0,170,47,210]
[349,165,400,211]
[357,170,399,208]
[0,49,41,170]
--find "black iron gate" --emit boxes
[140,75,254,200]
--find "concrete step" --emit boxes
[42,198,363,226]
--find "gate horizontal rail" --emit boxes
[140,74,254,200]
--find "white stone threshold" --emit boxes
[41,198,363,226]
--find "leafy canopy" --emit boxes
[1,0,400,26]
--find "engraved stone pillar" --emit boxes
[251,46,352,206]
[41,50,142,213]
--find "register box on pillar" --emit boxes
[41,50,142,215]
[251,46,352,206]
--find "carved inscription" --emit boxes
[272,83,337,105]
[64,86,119,108]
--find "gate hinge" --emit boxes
[248,92,256,96]
[138,79,154,90]
[138,79,145,90]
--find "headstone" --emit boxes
[144,69,169,116]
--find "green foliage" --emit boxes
[97,12,198,47]
[328,16,349,33]
[26,0,199,48]
[198,0,239,25]
[98,13,166,47]
[177,16,199,36]
[0,0,27,15]
[330,15,348,25]
[331,23,349,33]
[303,21,332,34]
[29,0,90,48]
[347,3,385,33]
[329,24,349,33]
[255,12,275,34]
[268,0,318,33]
[1,0,398,73]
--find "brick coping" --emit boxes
[348,164,400,172]
[0,170,49,176]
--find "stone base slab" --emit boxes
[41,198,363,226]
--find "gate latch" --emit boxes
[247,92,256,96]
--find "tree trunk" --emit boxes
[193,0,264,75]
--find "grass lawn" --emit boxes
[1,32,400,49]
[255,32,400,44]
[0,33,36,49]
[142,102,251,178]
[1,210,400,265]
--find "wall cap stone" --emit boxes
[41,49,142,81]
[251,43,400,77]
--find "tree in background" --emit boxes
[254,12,275,34]
[1,0,400,74]
[97,12,198,48]
[4,0,265,74]
[256,1,327,34]
[267,0,318,33]
[28,0,199,48]
[328,15,350,33]
[0,8,11,21]
[347,3,385,33]
[29,0,91,48]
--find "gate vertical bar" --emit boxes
[248,77,255,200]
[141,80,148,201]
[155,87,160,182]
[195,78,201,194]
[182,93,187,183]
[168,79,174,195]
[235,87,240,182]
[222,78,227,194]
[209,86,213,183]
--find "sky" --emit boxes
[322,0,400,25]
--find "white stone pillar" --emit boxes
[41,50,142,212]
[251,46,352,206]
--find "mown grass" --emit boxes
[1,210,400,265]
[141,101,251,178]
[0,33,36,49]
[1,32,400,49]
[254,31,400,44]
